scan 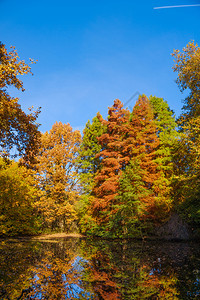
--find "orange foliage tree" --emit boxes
[125,95,163,221]
[35,121,81,232]
[90,99,130,234]
[0,42,41,163]
[112,95,172,238]
[86,96,171,236]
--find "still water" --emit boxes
[0,237,199,299]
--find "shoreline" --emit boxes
[0,232,85,241]
[32,232,85,240]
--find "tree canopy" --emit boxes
[35,121,81,231]
[0,40,199,239]
[172,41,200,226]
[0,42,41,163]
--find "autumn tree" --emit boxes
[35,121,81,232]
[90,99,130,234]
[123,95,166,222]
[172,41,200,123]
[83,96,174,236]
[109,95,177,237]
[0,42,41,163]
[0,158,40,236]
[172,41,200,225]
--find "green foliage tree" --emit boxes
[149,96,178,215]
[77,112,105,194]
[149,96,177,173]
[110,159,148,238]
[0,158,40,236]
[0,42,41,163]
[76,113,106,233]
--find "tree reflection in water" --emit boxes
[0,238,200,299]
[28,252,93,299]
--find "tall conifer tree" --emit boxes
[77,113,105,194]
[91,99,130,233]
[124,95,162,221]
[149,96,178,215]
[76,113,106,233]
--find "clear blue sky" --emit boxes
[1,0,200,132]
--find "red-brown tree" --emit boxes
[125,95,162,221]
[91,99,130,232]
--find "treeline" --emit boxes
[0,41,199,237]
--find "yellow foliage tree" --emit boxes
[35,121,81,232]
[172,41,200,225]
[0,158,40,236]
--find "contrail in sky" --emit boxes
[154,4,200,9]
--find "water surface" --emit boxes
[0,237,199,299]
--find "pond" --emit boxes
[0,237,200,299]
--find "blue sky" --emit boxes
[1,0,200,132]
